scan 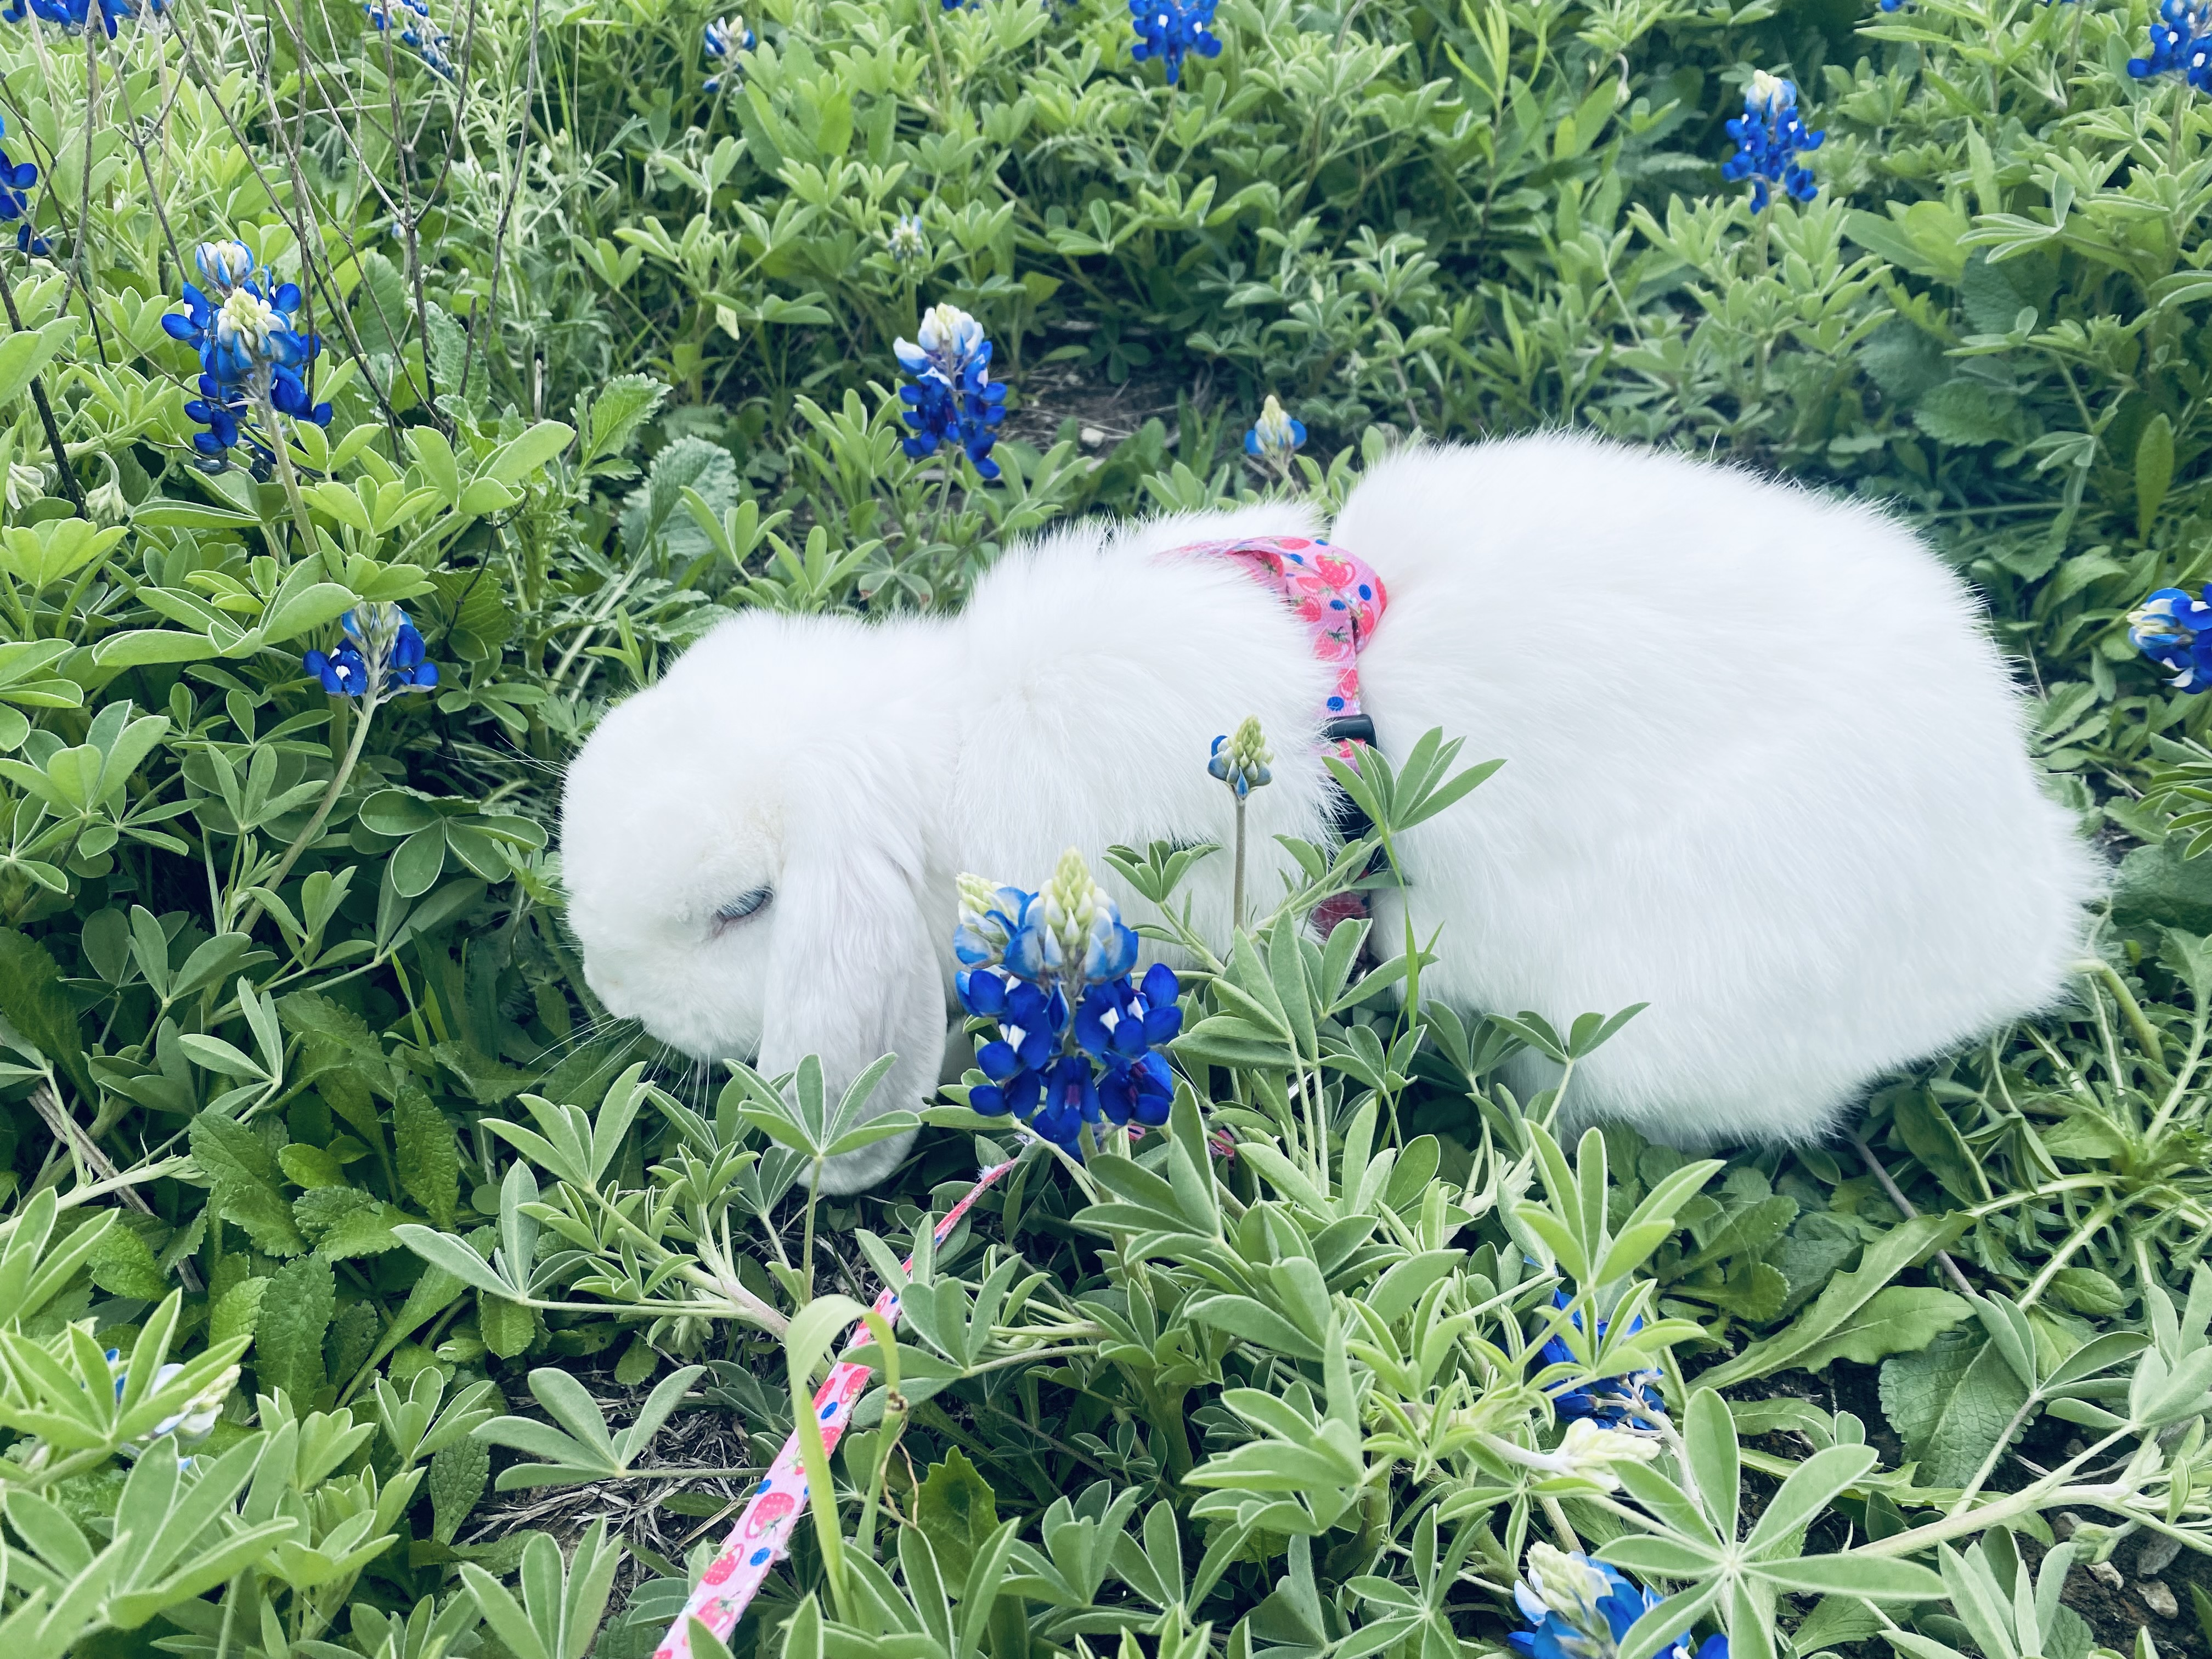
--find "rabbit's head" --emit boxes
[559,612,944,1189]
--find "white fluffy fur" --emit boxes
[561,432,2103,1189]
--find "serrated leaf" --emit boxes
[430,1438,491,1544]
[87,1222,170,1300]
[395,1085,461,1227]
[0,927,91,1095]
[190,1113,307,1256]
[481,1290,537,1358]
[1880,1333,2032,1488]
[255,1255,335,1406]
[1913,381,2024,448]
[916,1448,998,1583]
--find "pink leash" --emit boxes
[654,1158,1020,1659]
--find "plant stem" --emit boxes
[1852,1132,1978,1299]
[259,387,323,564]
[1852,1426,2136,1558]
[1946,1389,2043,1517]
[802,1155,821,1300]
[0,258,85,513]
[2017,1197,2120,1312]
[1232,792,1247,933]
[236,689,381,938]
[2081,958,2166,1068]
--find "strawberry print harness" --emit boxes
[1172,533,1389,753]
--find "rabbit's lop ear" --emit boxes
[757,828,941,1194]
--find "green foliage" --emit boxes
[15,0,2212,1651]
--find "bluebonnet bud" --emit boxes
[887,212,927,264]
[1208,716,1272,798]
[703,14,753,91]
[194,240,257,293]
[1245,394,1305,466]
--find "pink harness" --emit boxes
[1172,534,1389,752]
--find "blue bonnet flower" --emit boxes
[2130,585,2212,691]
[1130,0,1221,85]
[955,851,1181,1152]
[895,301,1008,481]
[1534,1290,1666,1430]
[304,605,440,699]
[1720,70,1822,211]
[2131,0,2212,88]
[1511,1545,1725,1659]
[163,255,333,459]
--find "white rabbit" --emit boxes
[560,432,2102,1190]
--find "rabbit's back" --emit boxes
[1336,433,2100,1142]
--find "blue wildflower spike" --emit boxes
[702,14,753,91]
[952,852,1183,1153]
[0,113,37,236]
[303,605,441,699]
[1720,70,1823,211]
[2131,0,2212,87]
[364,0,456,78]
[165,253,334,460]
[1129,0,1221,84]
[1533,1290,1667,1429]
[2129,585,2212,692]
[895,301,1009,481]
[1,0,161,35]
[1511,1545,1726,1659]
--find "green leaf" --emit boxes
[1792,1286,1973,1373]
[190,1113,307,1256]
[1914,381,2023,448]
[915,1447,999,1582]
[430,1438,491,1543]
[0,927,91,1096]
[255,1255,335,1406]
[87,1222,170,1300]
[395,1085,461,1227]
[480,1290,538,1358]
[2137,411,2176,539]
[0,318,76,409]
[209,1276,268,1346]
[482,420,577,486]
[1699,1216,1967,1387]
[1880,1334,2032,1488]
[1185,1293,1325,1362]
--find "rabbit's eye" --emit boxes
[713,887,774,932]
